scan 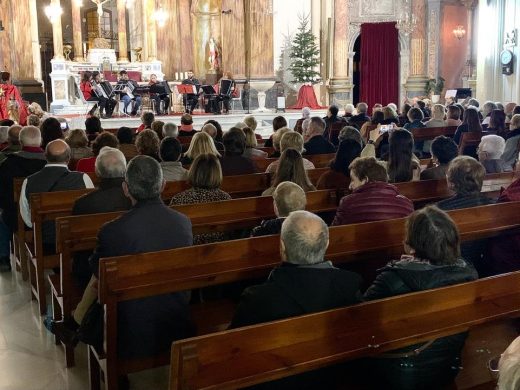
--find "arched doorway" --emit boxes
[353,36,361,105]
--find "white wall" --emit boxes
[476,0,520,103]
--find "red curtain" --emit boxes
[360,22,399,114]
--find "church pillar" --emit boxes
[329,0,349,106]
[117,0,129,62]
[405,0,428,97]
[71,0,83,61]
[50,0,64,60]
[244,0,274,79]
[145,0,158,61]
[128,1,144,62]
[461,0,477,91]
[426,0,441,79]
[311,0,322,105]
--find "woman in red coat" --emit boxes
[331,156,414,226]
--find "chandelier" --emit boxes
[44,3,63,24]
[453,25,466,40]
[395,0,417,35]
[153,4,168,28]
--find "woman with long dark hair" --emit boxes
[453,106,483,157]
[317,139,361,189]
[487,109,507,136]
[387,129,420,183]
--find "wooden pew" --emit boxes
[90,202,520,389]
[12,178,28,280]
[169,271,520,390]
[411,125,458,141]
[254,153,335,172]
[459,131,484,155]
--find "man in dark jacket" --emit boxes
[348,102,371,130]
[52,156,193,372]
[0,126,46,271]
[71,147,132,288]
[323,105,347,144]
[437,156,493,275]
[232,210,362,327]
[303,117,335,155]
[19,140,94,252]
[251,181,306,237]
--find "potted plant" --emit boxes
[426,77,445,103]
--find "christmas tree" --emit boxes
[289,14,321,84]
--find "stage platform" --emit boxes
[65,109,328,139]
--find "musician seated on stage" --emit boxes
[149,74,170,116]
[214,71,237,115]
[80,71,115,119]
[117,70,142,116]
[182,70,200,114]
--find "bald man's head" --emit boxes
[280,210,329,265]
[8,125,22,145]
[45,139,71,164]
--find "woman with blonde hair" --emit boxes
[262,149,316,196]
[269,126,293,158]
[242,127,268,160]
[181,131,221,165]
[65,129,94,167]
[265,131,315,173]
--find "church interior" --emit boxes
[2,0,520,389]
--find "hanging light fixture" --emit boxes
[153,4,168,28]
[453,25,466,40]
[395,0,417,35]
[44,3,63,24]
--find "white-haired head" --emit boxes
[344,104,355,115]
[302,107,311,119]
[95,146,127,179]
[162,122,178,138]
[478,134,506,160]
[19,126,41,147]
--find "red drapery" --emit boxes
[360,22,399,114]
[289,85,324,110]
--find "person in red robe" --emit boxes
[0,72,28,125]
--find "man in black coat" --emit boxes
[303,117,336,155]
[52,156,194,368]
[348,102,371,130]
[0,126,46,271]
[231,210,362,327]
[71,147,132,288]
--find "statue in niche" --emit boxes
[208,37,220,71]
[90,0,111,48]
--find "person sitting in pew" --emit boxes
[501,114,520,169]
[317,139,361,190]
[232,210,362,327]
[170,154,231,244]
[201,123,225,153]
[76,132,119,173]
[477,134,508,173]
[135,129,160,162]
[20,140,95,253]
[332,156,413,226]
[51,156,194,388]
[437,156,494,275]
[71,147,132,288]
[268,126,292,158]
[420,135,458,180]
[136,110,154,134]
[262,149,316,196]
[303,117,336,155]
[181,131,221,166]
[159,137,188,182]
[220,127,258,176]
[117,126,138,162]
[445,105,462,127]
[178,113,198,137]
[242,126,267,160]
[266,131,315,174]
[363,205,478,390]
[264,115,287,148]
[252,182,306,237]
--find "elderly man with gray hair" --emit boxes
[231,210,362,328]
[477,134,508,173]
[162,122,179,138]
[303,116,336,155]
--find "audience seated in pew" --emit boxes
[454,106,483,157]
[487,109,507,136]
[502,114,520,169]
[151,120,165,140]
[220,127,258,176]
[170,154,231,244]
[303,117,336,155]
[263,115,287,148]
[268,125,292,158]
[201,122,225,153]
[135,129,161,162]
[317,139,361,190]
[180,131,220,166]
[362,205,478,390]
[293,106,311,134]
[420,135,458,180]
[76,132,119,173]
[71,147,132,288]
[266,131,314,174]
[251,182,306,237]
[0,123,22,163]
[446,105,462,127]
[178,113,197,137]
[159,137,188,182]
[337,125,364,147]
[65,129,93,168]
[116,126,138,162]
[425,104,446,128]
[84,116,102,144]
[332,156,413,226]
[20,140,94,252]
[136,110,154,134]
[41,118,65,150]
[51,156,194,390]
[203,119,224,144]
[478,134,508,173]
[348,102,371,130]
[0,125,46,272]
[437,156,494,275]
[262,149,316,196]
[242,126,268,160]
[323,104,347,143]
[162,122,178,139]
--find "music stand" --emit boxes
[177,84,197,113]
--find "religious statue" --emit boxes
[63,44,72,61]
[133,47,143,62]
[208,37,220,71]
[90,0,111,48]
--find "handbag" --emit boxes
[77,301,103,348]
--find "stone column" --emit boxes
[71,0,83,61]
[51,0,64,60]
[426,0,441,79]
[329,0,350,106]
[405,0,428,97]
[117,0,129,62]
[311,0,322,104]
[461,0,476,79]
[145,0,157,61]
[128,0,144,62]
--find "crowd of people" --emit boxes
[1,96,520,389]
